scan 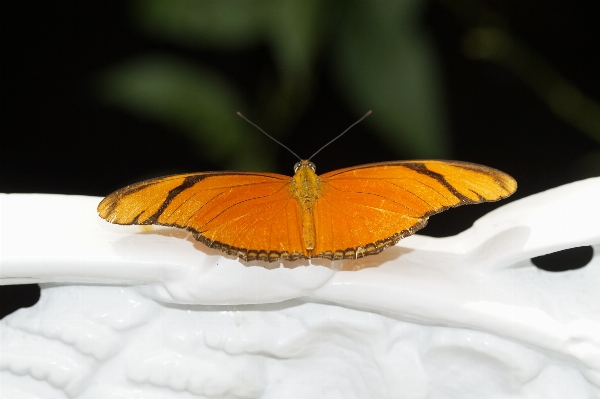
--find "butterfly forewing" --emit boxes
[421,161,517,201]
[98,174,199,224]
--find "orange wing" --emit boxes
[312,160,517,259]
[99,160,516,263]
[97,172,307,262]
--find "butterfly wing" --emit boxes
[313,160,517,259]
[98,172,307,261]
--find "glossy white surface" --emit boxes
[1,177,599,398]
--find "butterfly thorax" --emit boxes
[290,160,322,256]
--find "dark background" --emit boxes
[2,1,599,318]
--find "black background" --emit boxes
[2,1,599,318]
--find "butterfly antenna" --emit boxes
[308,110,372,161]
[237,112,302,161]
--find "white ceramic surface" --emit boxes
[1,177,599,398]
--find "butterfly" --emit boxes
[98,113,517,262]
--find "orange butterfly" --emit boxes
[98,113,517,262]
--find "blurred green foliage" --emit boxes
[98,0,449,171]
[443,0,600,177]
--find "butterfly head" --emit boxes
[294,160,316,173]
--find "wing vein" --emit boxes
[191,184,289,229]
[324,184,421,215]
[327,177,455,206]
[223,196,293,249]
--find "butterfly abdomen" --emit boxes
[291,161,324,256]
